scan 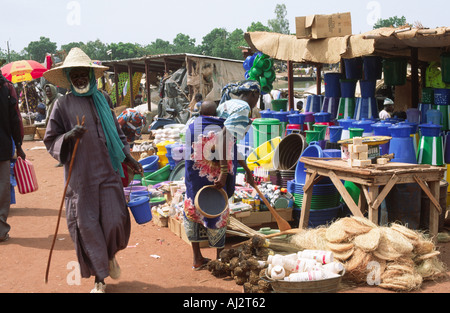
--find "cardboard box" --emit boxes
[296,12,352,39]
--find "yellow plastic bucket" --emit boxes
[246,137,281,171]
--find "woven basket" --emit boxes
[36,128,46,140]
[130,149,155,161]
[23,125,37,136]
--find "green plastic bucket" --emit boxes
[441,53,450,84]
[305,130,321,144]
[349,128,364,139]
[313,124,328,141]
[272,99,288,112]
[252,118,281,148]
[144,165,171,181]
[383,58,408,86]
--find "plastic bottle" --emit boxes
[270,265,286,280]
[287,270,325,282]
[322,262,345,274]
[266,254,298,267]
[298,250,334,265]
[283,258,321,273]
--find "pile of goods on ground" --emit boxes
[290,216,447,291]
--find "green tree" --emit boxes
[84,39,108,60]
[145,39,173,55]
[247,22,271,32]
[201,28,228,57]
[172,33,200,54]
[373,16,408,29]
[108,42,143,60]
[25,37,57,62]
[268,4,290,34]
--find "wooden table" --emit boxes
[299,157,446,241]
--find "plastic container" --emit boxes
[353,119,374,137]
[324,72,342,98]
[305,95,322,113]
[441,53,450,84]
[305,130,321,144]
[328,126,344,143]
[260,109,274,119]
[294,142,325,184]
[298,250,334,265]
[128,196,152,224]
[363,56,383,80]
[337,98,356,120]
[422,88,435,105]
[426,109,443,127]
[360,80,377,98]
[344,57,363,80]
[287,114,302,125]
[272,99,288,112]
[389,125,417,164]
[420,123,443,137]
[383,58,408,86]
[348,128,364,138]
[321,97,340,120]
[273,134,306,171]
[372,121,393,155]
[140,155,159,173]
[340,79,358,98]
[252,118,281,149]
[144,164,171,182]
[354,97,379,120]
[300,112,315,131]
[338,117,356,140]
[313,112,332,124]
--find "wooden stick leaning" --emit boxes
[45,116,85,284]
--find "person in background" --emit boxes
[193,93,203,113]
[35,103,46,123]
[117,108,147,148]
[183,81,258,270]
[43,48,143,293]
[379,98,395,120]
[0,72,26,243]
[44,84,62,127]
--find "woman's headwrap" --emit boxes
[220,80,261,104]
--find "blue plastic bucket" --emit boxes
[288,114,302,125]
[324,73,342,98]
[128,196,152,224]
[419,123,443,137]
[313,112,332,123]
[363,56,383,80]
[295,142,328,184]
[324,149,342,158]
[340,79,358,98]
[305,95,322,113]
[353,119,375,136]
[354,97,379,120]
[328,126,344,143]
[419,103,433,124]
[293,205,342,228]
[344,58,363,80]
[434,88,450,106]
[130,190,151,201]
[321,97,340,120]
[140,155,159,173]
[260,109,274,119]
[426,110,443,126]
[360,80,377,98]
[372,121,393,155]
[389,125,417,164]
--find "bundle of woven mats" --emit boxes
[289,216,447,292]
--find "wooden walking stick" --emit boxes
[45,116,85,283]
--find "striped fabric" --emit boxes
[13,157,38,194]
[217,99,251,142]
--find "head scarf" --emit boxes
[220,80,261,104]
[44,84,59,105]
[65,68,126,177]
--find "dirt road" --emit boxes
[0,140,448,294]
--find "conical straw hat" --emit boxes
[43,47,109,89]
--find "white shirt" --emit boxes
[379,110,391,120]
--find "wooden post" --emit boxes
[287,60,294,111]
[299,172,314,229]
[428,181,440,243]
[128,62,134,108]
[316,64,323,96]
[411,48,419,109]
[113,65,120,107]
[145,60,151,113]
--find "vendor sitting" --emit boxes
[35,103,46,123]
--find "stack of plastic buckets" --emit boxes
[291,143,341,228]
[305,95,322,113]
[338,117,356,141]
[433,88,450,131]
[323,72,342,120]
[300,112,315,131]
[354,80,379,120]
[352,119,374,137]
[337,79,357,120]
[418,123,444,166]
[287,112,304,134]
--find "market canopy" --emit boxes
[244,27,450,64]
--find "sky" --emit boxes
[1,0,450,56]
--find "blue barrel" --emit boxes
[344,58,363,80]
[340,79,357,98]
[324,73,342,98]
